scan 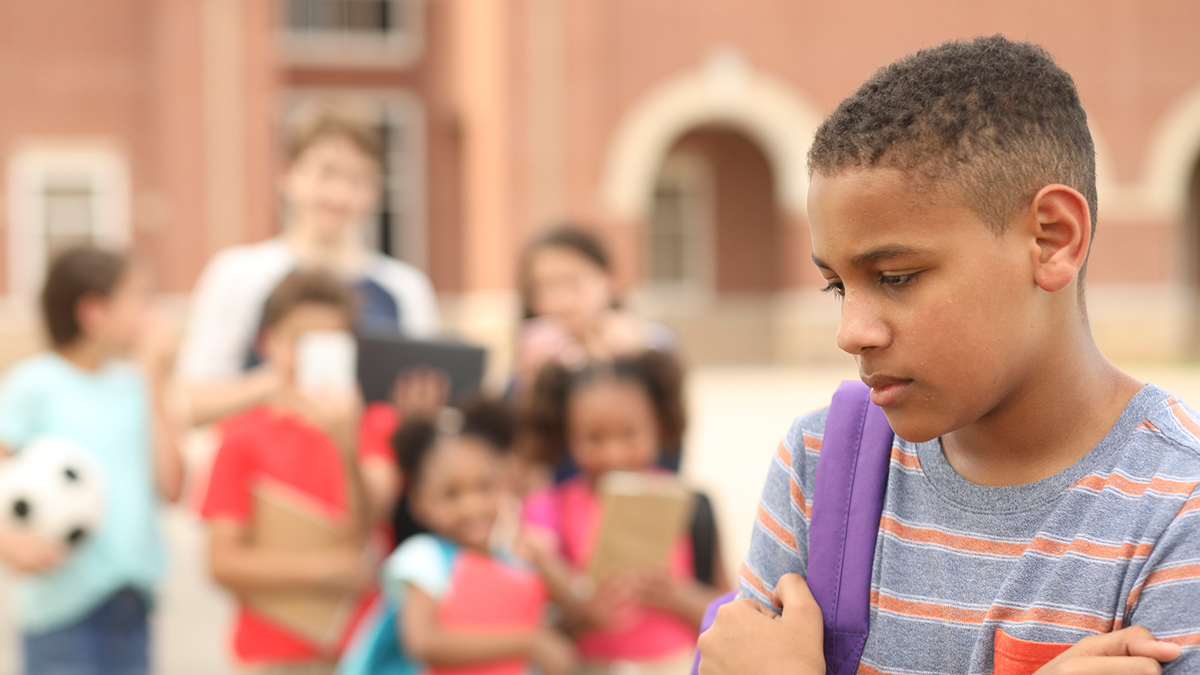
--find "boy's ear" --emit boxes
[1026,184,1091,293]
[73,293,105,336]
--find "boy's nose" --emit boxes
[836,293,890,355]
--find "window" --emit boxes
[282,0,424,68]
[6,147,131,298]
[284,91,427,268]
[645,152,713,293]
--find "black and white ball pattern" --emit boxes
[0,436,106,548]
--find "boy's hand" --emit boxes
[0,527,67,574]
[698,573,825,675]
[527,629,578,675]
[134,309,179,386]
[292,388,363,455]
[1034,626,1181,675]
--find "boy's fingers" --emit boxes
[1040,656,1164,675]
[773,573,820,614]
[1072,627,1180,661]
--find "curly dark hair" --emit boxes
[392,396,516,480]
[521,349,686,466]
[808,35,1097,237]
[390,396,516,545]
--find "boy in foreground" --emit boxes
[699,36,1199,675]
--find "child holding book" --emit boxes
[0,246,185,675]
[521,351,731,675]
[200,270,396,674]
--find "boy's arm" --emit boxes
[206,518,373,594]
[400,583,577,675]
[135,313,187,502]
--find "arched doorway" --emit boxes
[641,126,781,363]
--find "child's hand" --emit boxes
[576,569,643,629]
[631,566,684,613]
[134,309,179,385]
[1033,626,1181,674]
[698,573,824,675]
[317,545,375,594]
[293,388,363,454]
[390,367,449,420]
[0,528,67,574]
[527,629,578,675]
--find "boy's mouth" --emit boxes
[862,374,912,407]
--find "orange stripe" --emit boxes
[1168,397,1200,441]
[1138,419,1160,433]
[1025,536,1154,561]
[881,516,1153,561]
[880,516,1027,556]
[1128,562,1200,606]
[803,434,822,453]
[791,475,813,519]
[989,605,1116,633]
[776,441,792,465]
[870,589,989,624]
[891,445,921,470]
[1072,472,1197,498]
[857,664,885,675]
[739,562,770,599]
[757,505,798,551]
[1176,495,1200,517]
[1163,633,1200,647]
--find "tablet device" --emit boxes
[356,333,488,406]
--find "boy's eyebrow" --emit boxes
[812,245,930,269]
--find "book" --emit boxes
[588,471,695,579]
[242,478,358,647]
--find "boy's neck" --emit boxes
[55,339,114,372]
[284,222,364,274]
[939,327,1143,488]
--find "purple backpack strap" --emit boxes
[809,380,893,675]
[690,381,892,675]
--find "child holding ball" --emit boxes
[0,246,186,675]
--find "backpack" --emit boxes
[691,380,894,675]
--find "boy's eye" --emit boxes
[821,281,845,298]
[879,272,919,287]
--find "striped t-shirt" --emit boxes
[741,384,1200,674]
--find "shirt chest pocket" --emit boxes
[993,628,1073,675]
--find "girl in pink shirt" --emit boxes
[519,351,730,675]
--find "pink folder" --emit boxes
[431,549,548,675]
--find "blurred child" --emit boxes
[341,398,576,675]
[520,351,730,675]
[200,270,396,674]
[515,227,674,386]
[0,246,185,675]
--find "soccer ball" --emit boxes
[0,436,106,548]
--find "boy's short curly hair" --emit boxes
[808,35,1097,236]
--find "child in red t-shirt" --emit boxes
[200,271,395,674]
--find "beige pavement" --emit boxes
[3,361,1200,674]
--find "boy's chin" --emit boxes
[880,411,948,445]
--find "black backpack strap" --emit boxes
[689,490,716,586]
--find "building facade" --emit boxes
[2,0,1199,372]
